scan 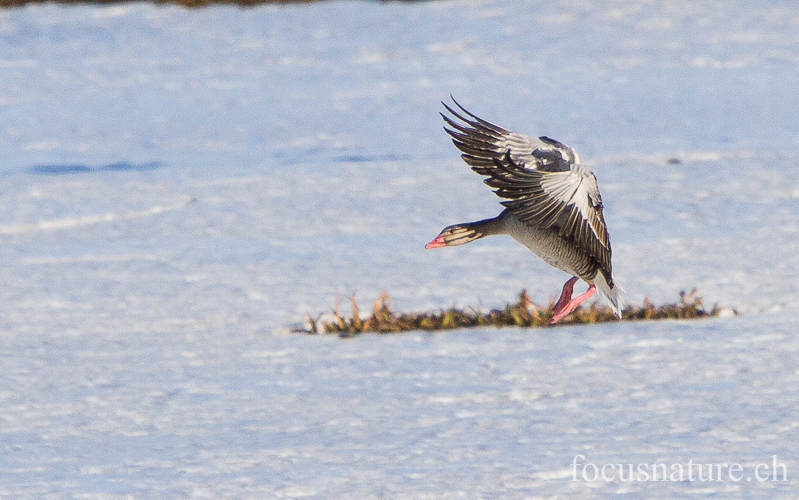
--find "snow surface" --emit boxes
[1,0,799,497]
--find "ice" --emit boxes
[1,0,798,497]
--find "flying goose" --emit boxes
[426,99,623,324]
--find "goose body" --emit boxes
[426,99,623,323]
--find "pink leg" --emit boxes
[552,277,578,313]
[549,279,596,324]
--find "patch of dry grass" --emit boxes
[0,0,404,7]
[302,288,722,337]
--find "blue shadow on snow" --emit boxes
[29,161,161,175]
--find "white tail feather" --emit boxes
[594,272,624,318]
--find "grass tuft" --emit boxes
[0,0,419,7]
[301,288,723,337]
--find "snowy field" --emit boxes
[1,0,799,497]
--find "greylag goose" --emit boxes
[426,99,623,324]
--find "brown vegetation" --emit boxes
[0,0,415,7]
[302,288,721,337]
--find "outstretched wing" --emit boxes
[487,152,613,282]
[439,99,613,282]
[441,98,581,174]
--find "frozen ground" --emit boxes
[1,0,798,498]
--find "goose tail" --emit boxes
[594,271,624,319]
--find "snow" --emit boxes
[1,0,799,497]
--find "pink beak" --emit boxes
[425,235,447,249]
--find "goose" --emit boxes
[425,99,623,324]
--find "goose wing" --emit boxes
[488,151,613,283]
[440,100,612,282]
[441,98,580,174]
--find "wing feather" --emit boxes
[493,152,613,283]
[441,99,577,172]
